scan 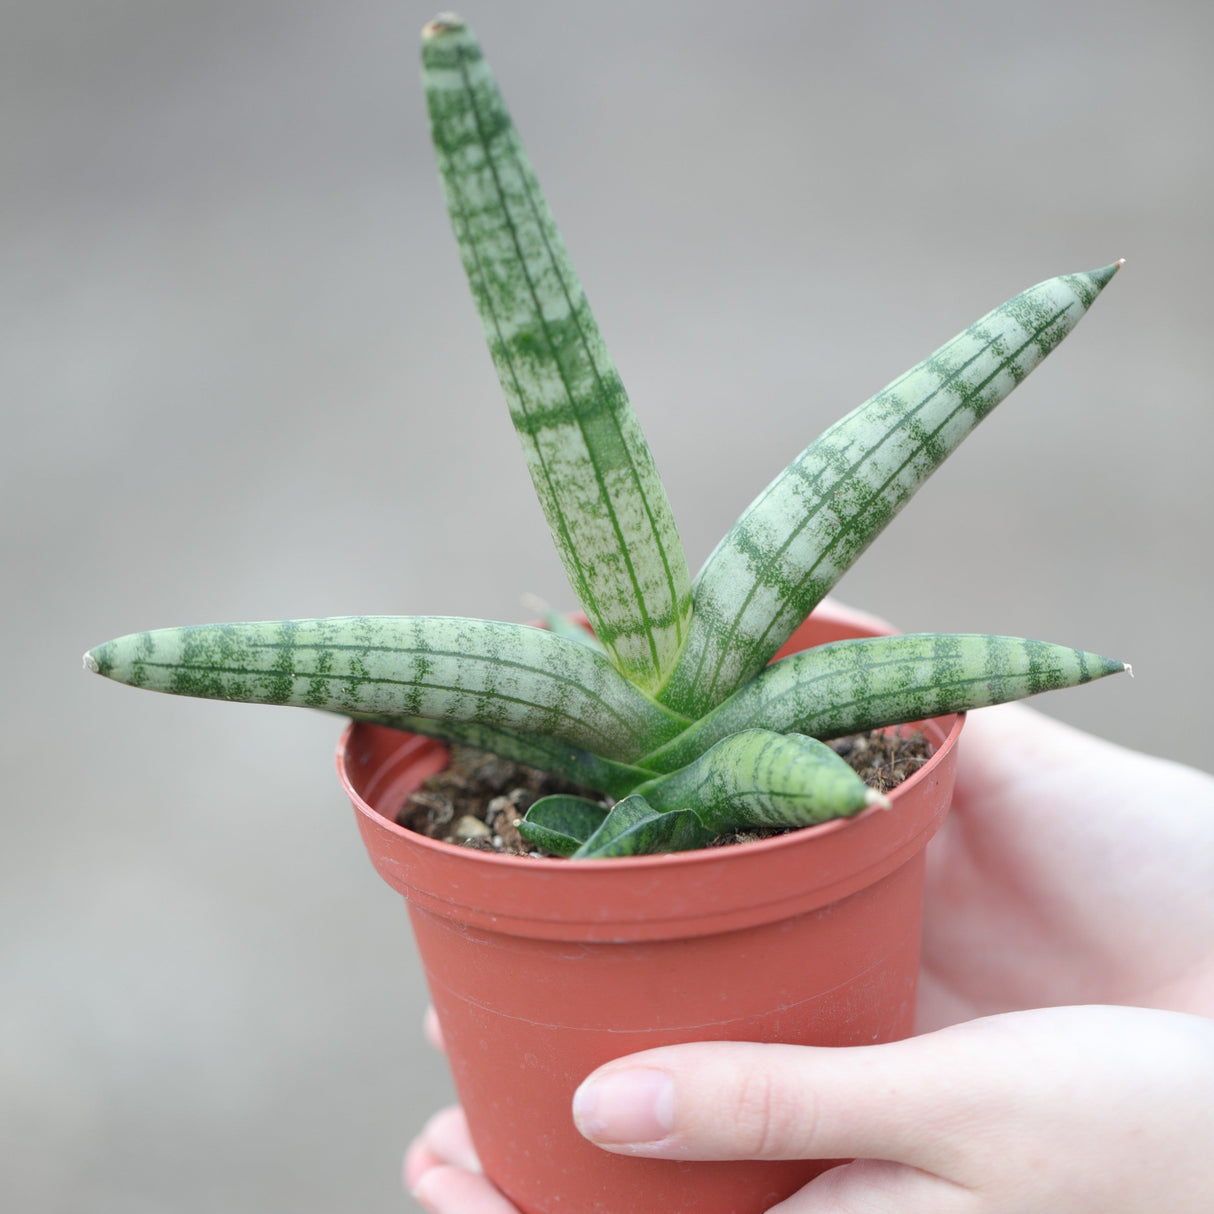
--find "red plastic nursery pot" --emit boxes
[338,604,963,1214]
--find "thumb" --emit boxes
[572,1029,980,1176]
[571,1006,1214,1203]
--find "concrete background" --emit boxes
[4,1,1211,1210]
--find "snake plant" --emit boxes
[85,15,1128,858]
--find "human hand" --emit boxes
[408,1004,1214,1213]
[918,703,1214,1027]
[406,640,1214,1213]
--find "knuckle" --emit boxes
[732,1067,815,1159]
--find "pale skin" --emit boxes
[404,613,1214,1213]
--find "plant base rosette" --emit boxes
[339,607,963,1214]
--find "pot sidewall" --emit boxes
[337,606,962,1214]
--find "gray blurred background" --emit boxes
[4,1,1212,1210]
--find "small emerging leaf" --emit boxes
[517,795,610,856]
[572,795,713,859]
[521,597,605,652]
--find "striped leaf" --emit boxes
[637,729,885,826]
[84,616,689,762]
[349,714,652,799]
[644,634,1128,772]
[422,17,692,692]
[657,265,1121,716]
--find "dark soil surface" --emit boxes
[397,730,933,858]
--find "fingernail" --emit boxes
[409,1172,439,1213]
[410,1170,453,1214]
[573,1068,675,1144]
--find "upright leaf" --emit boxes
[658,265,1121,716]
[85,616,689,761]
[422,17,692,691]
[644,634,1128,771]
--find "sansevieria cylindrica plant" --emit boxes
[85,15,1128,858]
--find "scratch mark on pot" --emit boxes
[422,948,899,1033]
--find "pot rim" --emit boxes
[335,604,964,938]
[336,712,963,872]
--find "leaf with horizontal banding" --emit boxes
[422,17,691,692]
[84,616,689,762]
[564,730,882,857]
[636,729,885,826]
[349,713,652,799]
[657,265,1122,717]
[643,634,1128,772]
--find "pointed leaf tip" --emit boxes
[1090,260,1125,289]
[422,24,692,690]
[422,13,465,40]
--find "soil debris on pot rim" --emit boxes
[397,730,933,857]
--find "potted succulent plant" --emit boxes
[85,14,1128,1214]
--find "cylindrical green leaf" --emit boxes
[659,265,1121,716]
[644,634,1128,771]
[422,17,691,692]
[637,729,884,829]
[84,616,689,761]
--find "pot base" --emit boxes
[338,607,963,1213]
[411,853,927,1212]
